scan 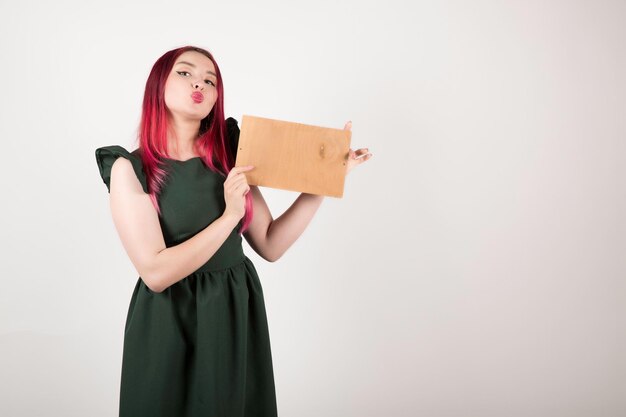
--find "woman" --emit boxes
[95,45,372,417]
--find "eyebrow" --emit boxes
[175,61,217,77]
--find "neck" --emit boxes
[167,115,201,158]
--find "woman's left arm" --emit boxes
[243,121,372,262]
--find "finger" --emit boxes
[356,153,373,162]
[227,175,249,190]
[234,182,250,197]
[226,165,254,184]
[233,175,249,188]
[230,165,255,176]
[344,121,352,131]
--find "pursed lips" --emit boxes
[191,92,204,103]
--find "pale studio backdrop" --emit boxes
[0,0,624,416]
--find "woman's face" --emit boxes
[164,51,218,122]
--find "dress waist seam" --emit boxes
[192,255,247,274]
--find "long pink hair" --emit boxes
[134,45,253,234]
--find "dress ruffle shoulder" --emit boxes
[95,145,149,194]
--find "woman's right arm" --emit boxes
[108,158,250,293]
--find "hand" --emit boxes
[223,165,254,220]
[343,121,372,176]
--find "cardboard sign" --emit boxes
[234,115,351,197]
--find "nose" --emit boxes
[192,79,204,90]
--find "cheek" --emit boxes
[163,80,180,106]
[205,89,218,106]
[165,82,190,108]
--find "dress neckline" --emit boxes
[162,156,202,163]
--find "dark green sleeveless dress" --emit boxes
[95,118,278,417]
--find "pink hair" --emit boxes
[134,45,253,234]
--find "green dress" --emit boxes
[95,118,278,417]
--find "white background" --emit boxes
[0,0,624,416]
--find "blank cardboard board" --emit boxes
[234,115,351,197]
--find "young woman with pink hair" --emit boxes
[95,45,372,416]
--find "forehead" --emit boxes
[174,51,216,72]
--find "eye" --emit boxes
[177,71,215,87]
